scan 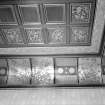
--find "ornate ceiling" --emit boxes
[0,0,104,55]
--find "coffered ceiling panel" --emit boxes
[44,4,65,23]
[2,28,24,44]
[25,28,44,44]
[19,5,41,24]
[0,0,104,55]
[71,3,91,23]
[47,26,66,44]
[0,5,17,24]
[70,26,90,45]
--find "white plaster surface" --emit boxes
[0,88,105,105]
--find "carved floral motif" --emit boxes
[3,29,23,43]
[71,27,89,43]
[49,28,65,43]
[72,4,90,23]
[26,29,43,43]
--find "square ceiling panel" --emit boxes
[47,27,66,44]
[71,3,91,23]
[25,28,44,44]
[0,5,17,24]
[2,28,23,44]
[44,4,65,23]
[19,5,40,24]
[70,26,90,45]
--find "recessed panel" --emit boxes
[71,3,91,23]
[0,34,4,44]
[31,57,54,86]
[25,28,44,44]
[7,59,31,85]
[45,4,65,23]
[0,59,8,85]
[2,28,23,44]
[70,26,90,45]
[19,5,40,24]
[0,6,16,24]
[47,27,66,44]
[55,58,78,85]
[78,58,102,85]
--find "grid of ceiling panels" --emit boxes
[0,2,96,47]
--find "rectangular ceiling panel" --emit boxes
[70,26,90,45]
[71,3,91,23]
[19,5,41,24]
[2,28,24,44]
[0,5,17,24]
[47,26,66,44]
[44,4,65,23]
[25,28,44,44]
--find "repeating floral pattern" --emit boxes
[71,27,89,43]
[48,28,66,43]
[26,29,43,43]
[7,59,31,85]
[78,58,102,84]
[71,4,90,23]
[32,57,54,85]
[3,29,23,43]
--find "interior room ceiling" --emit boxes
[0,0,104,55]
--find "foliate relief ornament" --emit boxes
[3,29,23,43]
[27,29,42,43]
[51,28,65,42]
[72,28,88,42]
[72,4,90,22]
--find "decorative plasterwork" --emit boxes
[0,0,104,55]
[78,57,102,84]
[7,59,31,85]
[31,57,54,85]
[71,3,91,23]
[70,26,90,44]
[2,28,23,44]
[48,27,66,44]
[25,28,44,44]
